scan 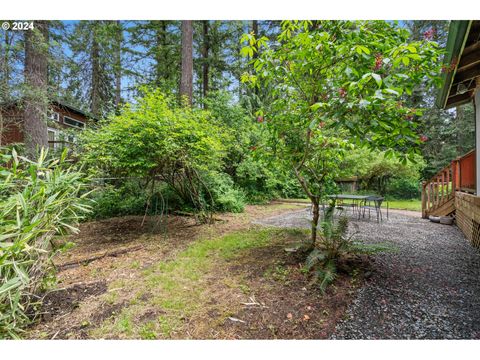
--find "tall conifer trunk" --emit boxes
[24,21,49,157]
[180,20,193,105]
[202,20,209,102]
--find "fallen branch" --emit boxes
[240,295,268,308]
[228,317,246,324]
[173,210,224,223]
[56,245,143,271]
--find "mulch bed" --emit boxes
[217,242,372,339]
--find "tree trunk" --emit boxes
[293,166,320,249]
[180,20,193,105]
[90,25,101,118]
[24,20,49,157]
[251,21,259,101]
[202,20,209,102]
[311,198,320,248]
[252,20,258,37]
[1,31,12,100]
[114,20,122,111]
[154,21,166,87]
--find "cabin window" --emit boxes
[47,128,58,150]
[63,116,85,129]
[48,111,60,122]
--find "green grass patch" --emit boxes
[281,197,422,212]
[92,227,302,339]
[384,199,421,212]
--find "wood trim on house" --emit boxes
[0,101,92,146]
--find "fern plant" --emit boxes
[305,205,391,292]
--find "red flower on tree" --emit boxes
[257,116,264,123]
[374,53,383,71]
[423,28,436,41]
[419,135,428,143]
[338,88,347,98]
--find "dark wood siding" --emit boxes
[0,103,91,146]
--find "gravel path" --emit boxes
[254,207,480,339]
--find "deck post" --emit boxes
[475,86,480,195]
[421,181,427,218]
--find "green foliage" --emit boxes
[305,206,391,292]
[66,20,123,117]
[242,20,442,161]
[339,147,424,197]
[420,102,475,179]
[203,91,303,203]
[80,89,227,218]
[0,148,91,338]
[88,181,149,219]
[386,177,421,200]
[201,171,245,213]
[241,20,442,241]
[82,88,225,177]
[235,156,303,203]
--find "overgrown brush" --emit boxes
[0,148,91,338]
[305,205,391,292]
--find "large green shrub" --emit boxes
[201,172,245,213]
[386,177,420,199]
[0,148,91,338]
[79,89,227,219]
[88,181,148,219]
[204,91,303,204]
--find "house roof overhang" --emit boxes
[0,98,99,121]
[436,20,480,109]
[51,100,99,121]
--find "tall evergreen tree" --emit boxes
[66,21,119,117]
[180,20,193,105]
[127,21,181,93]
[23,20,49,156]
[114,20,123,111]
[201,20,209,101]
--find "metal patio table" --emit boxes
[327,194,387,222]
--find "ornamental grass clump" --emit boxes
[0,148,91,338]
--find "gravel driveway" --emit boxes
[254,207,480,339]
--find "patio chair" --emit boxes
[362,196,385,222]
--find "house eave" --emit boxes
[436,20,472,110]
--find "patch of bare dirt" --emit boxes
[38,281,107,320]
[215,242,372,339]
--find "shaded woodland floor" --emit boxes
[27,202,368,339]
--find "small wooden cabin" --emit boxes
[0,100,96,149]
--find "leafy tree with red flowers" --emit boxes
[241,20,442,247]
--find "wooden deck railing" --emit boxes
[457,149,475,193]
[421,150,476,218]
